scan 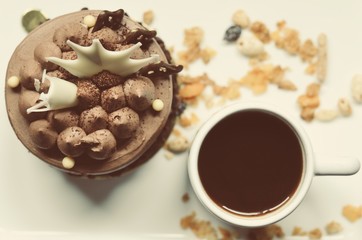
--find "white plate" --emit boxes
[1,0,362,239]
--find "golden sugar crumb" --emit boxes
[142,10,154,25]
[250,21,271,43]
[342,204,362,222]
[325,221,343,235]
[308,228,322,240]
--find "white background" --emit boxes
[1,0,362,239]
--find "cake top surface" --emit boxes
[5,9,182,176]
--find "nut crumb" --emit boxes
[248,225,284,240]
[309,228,322,240]
[292,226,308,236]
[325,221,343,235]
[250,21,271,43]
[182,193,190,203]
[180,212,218,240]
[342,204,362,222]
[142,10,154,25]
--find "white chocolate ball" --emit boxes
[7,76,20,88]
[83,15,96,28]
[152,99,164,111]
[62,156,75,169]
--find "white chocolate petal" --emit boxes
[47,39,159,78]
[27,74,78,113]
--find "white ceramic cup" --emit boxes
[188,101,360,228]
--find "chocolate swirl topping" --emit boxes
[92,9,124,33]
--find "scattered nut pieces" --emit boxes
[316,33,327,82]
[180,212,218,240]
[338,98,352,116]
[271,22,301,55]
[306,83,321,97]
[250,21,271,43]
[7,75,20,88]
[298,83,321,121]
[342,204,362,222]
[166,135,190,153]
[177,26,216,68]
[277,79,297,91]
[299,39,318,62]
[142,10,154,25]
[62,156,75,169]
[351,74,362,103]
[179,82,205,100]
[163,149,175,160]
[325,221,343,235]
[308,228,322,240]
[314,109,339,122]
[232,9,250,28]
[83,15,96,28]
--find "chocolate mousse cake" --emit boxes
[5,9,183,177]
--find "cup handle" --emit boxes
[314,154,360,176]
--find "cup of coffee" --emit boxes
[188,101,360,228]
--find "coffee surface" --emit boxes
[198,110,303,216]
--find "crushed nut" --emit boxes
[308,228,322,240]
[306,83,321,97]
[342,204,362,222]
[237,32,265,57]
[300,107,315,122]
[250,21,271,43]
[166,135,190,153]
[142,10,154,25]
[179,82,205,100]
[316,33,327,82]
[338,97,352,116]
[232,9,250,28]
[299,39,318,62]
[179,112,199,127]
[325,221,343,235]
[278,79,297,91]
[351,74,362,103]
[180,212,218,240]
[292,226,308,236]
[314,109,339,122]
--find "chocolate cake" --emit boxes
[5,9,183,177]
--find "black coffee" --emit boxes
[198,110,303,216]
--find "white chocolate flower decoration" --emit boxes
[47,39,159,78]
[27,72,78,113]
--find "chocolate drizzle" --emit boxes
[139,61,183,78]
[92,9,124,33]
[122,29,157,49]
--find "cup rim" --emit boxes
[187,101,315,227]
